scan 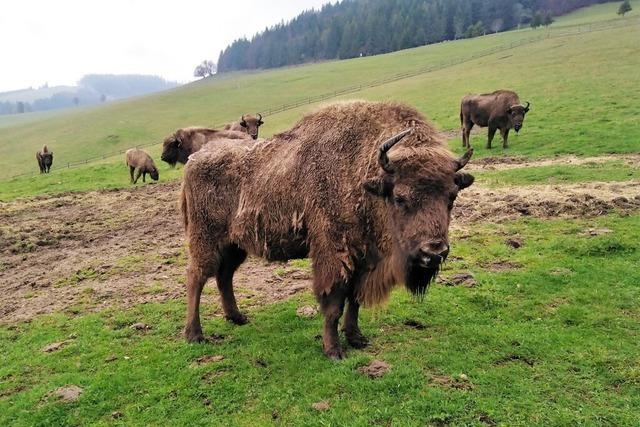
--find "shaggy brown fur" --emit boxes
[223,114,264,140]
[460,90,530,149]
[36,145,53,174]
[125,148,159,183]
[181,101,474,359]
[160,127,250,166]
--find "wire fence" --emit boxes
[7,16,638,181]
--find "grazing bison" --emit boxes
[36,145,53,173]
[160,127,249,166]
[460,90,530,149]
[223,114,264,140]
[180,101,475,359]
[125,148,159,183]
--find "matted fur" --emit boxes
[182,101,468,307]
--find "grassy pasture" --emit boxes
[2,2,640,425]
[1,215,639,425]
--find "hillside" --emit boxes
[0,1,638,190]
[1,2,640,425]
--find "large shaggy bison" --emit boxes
[36,145,53,173]
[125,148,159,183]
[160,127,249,166]
[180,101,474,359]
[223,114,264,140]
[460,90,530,149]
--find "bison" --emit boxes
[223,114,264,140]
[160,127,250,167]
[460,90,530,149]
[36,145,53,173]
[180,101,475,359]
[125,148,159,183]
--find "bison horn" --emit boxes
[456,148,473,171]
[524,101,530,112]
[378,129,411,173]
[257,113,262,121]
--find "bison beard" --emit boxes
[181,101,474,360]
[405,262,440,298]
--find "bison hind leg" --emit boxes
[216,244,248,325]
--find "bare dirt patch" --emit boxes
[357,360,391,378]
[466,153,640,172]
[0,183,311,323]
[453,180,640,224]
[1,174,639,323]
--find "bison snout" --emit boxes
[514,124,522,132]
[416,241,449,268]
[251,135,258,140]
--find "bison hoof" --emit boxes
[225,312,249,325]
[185,329,205,343]
[324,345,346,360]
[345,331,369,349]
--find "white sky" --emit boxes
[0,0,329,92]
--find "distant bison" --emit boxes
[460,90,530,149]
[126,148,159,183]
[36,145,53,173]
[223,114,264,140]
[160,127,249,166]
[180,101,474,359]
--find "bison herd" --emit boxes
[35,90,530,359]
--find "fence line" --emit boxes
[7,16,638,181]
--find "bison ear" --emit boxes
[363,177,392,197]
[454,173,475,190]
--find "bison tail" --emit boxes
[180,182,189,231]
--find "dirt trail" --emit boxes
[467,153,640,172]
[1,176,639,323]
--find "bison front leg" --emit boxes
[216,245,248,325]
[319,284,348,360]
[133,169,142,184]
[462,121,474,148]
[487,126,497,149]
[342,295,368,349]
[501,128,510,149]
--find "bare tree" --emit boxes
[491,18,503,33]
[194,60,217,79]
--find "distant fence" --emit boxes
[6,16,638,181]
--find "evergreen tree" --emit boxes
[618,0,632,16]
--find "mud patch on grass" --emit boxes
[0,183,312,323]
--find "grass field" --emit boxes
[1,2,640,425]
[2,215,639,425]
[0,1,639,191]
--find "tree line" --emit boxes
[217,0,617,72]
[0,74,178,116]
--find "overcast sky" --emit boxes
[0,0,330,93]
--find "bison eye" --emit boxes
[393,195,407,206]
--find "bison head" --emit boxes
[161,130,189,167]
[363,130,474,296]
[507,101,530,133]
[150,166,159,181]
[239,114,264,140]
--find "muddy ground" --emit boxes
[1,159,639,323]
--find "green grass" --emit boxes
[0,145,182,201]
[1,214,639,426]
[0,1,638,192]
[551,0,640,26]
[476,161,640,187]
